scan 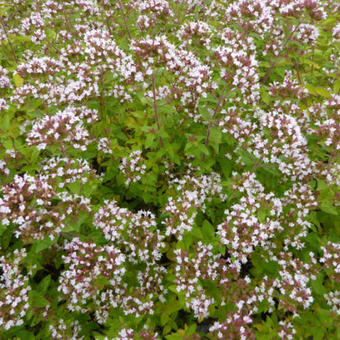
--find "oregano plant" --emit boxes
[0,0,339,339]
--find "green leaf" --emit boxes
[13,73,24,88]
[38,275,51,294]
[13,331,35,340]
[257,210,267,223]
[218,158,232,179]
[0,222,7,237]
[2,112,11,130]
[182,232,193,249]
[320,202,338,215]
[306,85,331,98]
[315,87,331,98]
[202,220,215,240]
[191,226,203,239]
[161,313,170,326]
[260,89,271,104]
[0,3,10,17]
[29,290,49,308]
[312,327,325,340]
[145,133,157,149]
[67,181,81,195]
[318,309,332,326]
[311,274,327,296]
[168,285,178,293]
[334,79,340,93]
[166,331,185,340]
[34,237,57,253]
[163,323,174,336]
[209,128,222,153]
[305,231,320,250]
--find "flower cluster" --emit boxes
[211,29,260,104]
[324,291,340,316]
[97,137,113,154]
[217,172,284,266]
[58,238,126,314]
[0,174,91,242]
[173,242,218,318]
[0,66,11,89]
[94,200,165,263]
[112,327,159,340]
[320,241,340,283]
[269,70,307,99]
[119,150,146,185]
[272,252,317,312]
[163,168,225,240]
[93,200,167,319]
[135,0,174,30]
[48,318,83,340]
[209,310,255,340]
[132,35,216,116]
[0,160,10,177]
[40,156,98,188]
[26,106,97,151]
[177,21,212,49]
[0,249,30,331]
[277,320,297,340]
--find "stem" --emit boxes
[151,71,163,147]
[250,158,262,174]
[63,11,74,37]
[0,18,18,64]
[262,21,301,84]
[0,41,12,61]
[294,58,303,85]
[99,71,104,118]
[328,150,338,170]
[311,19,315,75]
[117,0,132,40]
[311,45,315,74]
[202,85,227,161]
[60,231,75,239]
[45,39,61,55]
[102,0,113,35]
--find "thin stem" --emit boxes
[311,19,315,75]
[117,0,132,40]
[63,11,74,37]
[262,21,301,84]
[102,0,113,35]
[45,39,61,55]
[311,45,315,74]
[60,231,75,239]
[152,71,163,147]
[0,41,12,61]
[99,71,105,118]
[250,158,262,174]
[294,58,303,85]
[328,150,338,170]
[202,85,227,161]
[0,18,18,64]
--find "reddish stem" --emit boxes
[0,18,18,64]
[262,21,301,84]
[202,85,227,161]
[294,58,303,85]
[102,0,113,35]
[152,71,164,147]
[117,0,132,40]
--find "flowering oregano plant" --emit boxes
[0,0,339,339]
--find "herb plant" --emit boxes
[0,0,339,339]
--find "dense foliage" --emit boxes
[0,0,339,339]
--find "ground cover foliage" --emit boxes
[0,0,339,339]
